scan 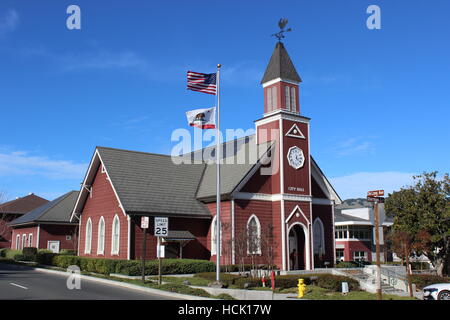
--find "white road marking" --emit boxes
[10,283,28,290]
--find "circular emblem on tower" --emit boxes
[287,146,305,170]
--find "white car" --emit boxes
[423,283,450,300]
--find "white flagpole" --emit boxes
[215,64,221,282]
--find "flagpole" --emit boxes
[215,64,221,283]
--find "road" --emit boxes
[0,263,177,300]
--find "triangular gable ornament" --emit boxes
[285,123,305,139]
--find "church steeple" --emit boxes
[261,42,302,115]
[261,42,302,84]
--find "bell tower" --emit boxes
[261,42,302,115]
[255,39,313,271]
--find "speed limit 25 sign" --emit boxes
[154,217,168,237]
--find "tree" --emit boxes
[385,172,450,276]
[0,192,9,242]
[387,230,415,296]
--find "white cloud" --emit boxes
[0,9,19,37]
[0,150,87,180]
[332,137,376,157]
[330,171,416,200]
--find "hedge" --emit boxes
[0,249,22,259]
[50,256,216,276]
[196,272,242,287]
[198,273,360,291]
[115,258,215,276]
[409,274,450,290]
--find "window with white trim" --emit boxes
[85,218,92,253]
[247,215,261,255]
[111,215,120,255]
[313,218,325,257]
[22,234,27,249]
[285,86,291,111]
[16,235,20,250]
[267,87,272,112]
[336,249,344,262]
[271,86,277,110]
[28,234,33,247]
[210,215,222,255]
[353,251,367,261]
[290,87,296,112]
[97,216,105,254]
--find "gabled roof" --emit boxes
[191,135,273,200]
[261,42,302,84]
[0,194,49,215]
[9,191,78,226]
[97,147,210,217]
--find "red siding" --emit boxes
[38,224,77,251]
[79,164,129,260]
[133,216,210,261]
[336,240,373,262]
[11,226,38,249]
[312,204,335,267]
[282,119,311,196]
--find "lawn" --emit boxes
[301,286,416,300]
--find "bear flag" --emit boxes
[186,107,216,129]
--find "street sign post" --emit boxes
[140,216,149,283]
[154,217,169,284]
[367,190,384,301]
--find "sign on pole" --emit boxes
[141,216,149,229]
[367,190,384,197]
[154,217,168,237]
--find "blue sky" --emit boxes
[0,0,449,201]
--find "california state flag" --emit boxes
[186,107,216,129]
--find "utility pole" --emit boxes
[374,199,382,300]
[367,189,384,301]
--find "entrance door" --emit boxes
[48,241,60,253]
[288,225,306,270]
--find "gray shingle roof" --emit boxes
[94,136,272,217]
[9,191,78,226]
[261,42,302,84]
[98,147,210,217]
[189,135,272,199]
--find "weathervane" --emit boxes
[272,18,292,42]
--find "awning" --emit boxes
[162,230,195,241]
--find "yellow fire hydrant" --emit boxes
[297,278,306,298]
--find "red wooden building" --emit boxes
[0,194,49,249]
[71,42,341,271]
[10,191,79,253]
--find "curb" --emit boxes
[20,264,217,300]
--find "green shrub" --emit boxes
[115,259,215,276]
[1,249,22,259]
[220,264,276,272]
[196,272,241,287]
[409,274,450,290]
[59,249,77,256]
[316,274,359,291]
[336,261,358,268]
[36,250,58,265]
[155,283,211,297]
[13,254,25,261]
[215,293,235,300]
[22,247,38,260]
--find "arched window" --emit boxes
[247,215,261,255]
[111,215,120,255]
[28,234,33,247]
[22,234,27,249]
[285,86,291,111]
[210,215,222,255]
[85,218,92,254]
[15,235,20,250]
[97,216,105,254]
[313,218,325,257]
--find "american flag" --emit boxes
[187,71,217,95]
